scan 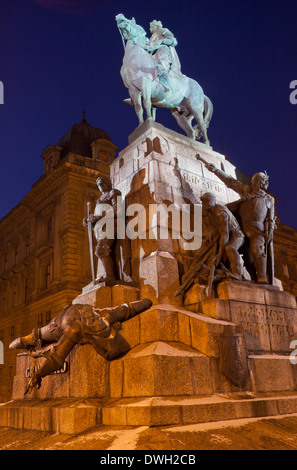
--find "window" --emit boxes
[10,326,15,341]
[38,314,43,328]
[13,287,17,306]
[47,218,52,241]
[288,262,297,280]
[283,264,289,278]
[45,264,51,288]
[45,311,51,323]
[24,278,28,302]
[26,239,30,258]
[9,366,14,391]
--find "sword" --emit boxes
[206,260,216,297]
[205,242,218,297]
[265,216,276,284]
[87,202,95,283]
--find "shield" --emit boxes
[219,332,250,388]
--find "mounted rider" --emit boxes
[149,20,182,90]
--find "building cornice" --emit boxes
[0,161,108,234]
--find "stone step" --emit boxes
[109,344,297,398]
[2,392,297,435]
[102,392,297,427]
[249,354,297,393]
[0,398,101,435]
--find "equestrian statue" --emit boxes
[115,14,213,145]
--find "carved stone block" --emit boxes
[73,285,112,308]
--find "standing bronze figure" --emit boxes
[200,192,245,281]
[84,176,134,285]
[196,154,275,284]
[175,192,245,297]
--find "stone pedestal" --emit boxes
[4,125,297,435]
[5,285,297,432]
[185,279,297,354]
[110,121,240,305]
[10,282,297,396]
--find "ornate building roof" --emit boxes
[57,111,112,158]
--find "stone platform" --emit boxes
[2,392,297,434]
[2,124,297,437]
[1,281,297,434]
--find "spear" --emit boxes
[87,202,95,283]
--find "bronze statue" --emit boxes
[116,14,213,144]
[196,154,276,284]
[9,298,152,394]
[175,192,245,297]
[84,176,134,285]
[200,192,245,280]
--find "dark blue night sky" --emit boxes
[0,0,296,228]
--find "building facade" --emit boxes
[274,220,297,297]
[0,116,117,401]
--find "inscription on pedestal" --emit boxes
[25,361,68,378]
[230,302,296,353]
[181,170,224,196]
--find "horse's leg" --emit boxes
[152,106,157,121]
[192,110,210,145]
[129,87,144,125]
[171,109,195,139]
[187,81,210,145]
[141,80,153,121]
[143,97,152,121]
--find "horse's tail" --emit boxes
[203,96,213,128]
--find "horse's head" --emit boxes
[115,13,148,45]
[115,13,127,28]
